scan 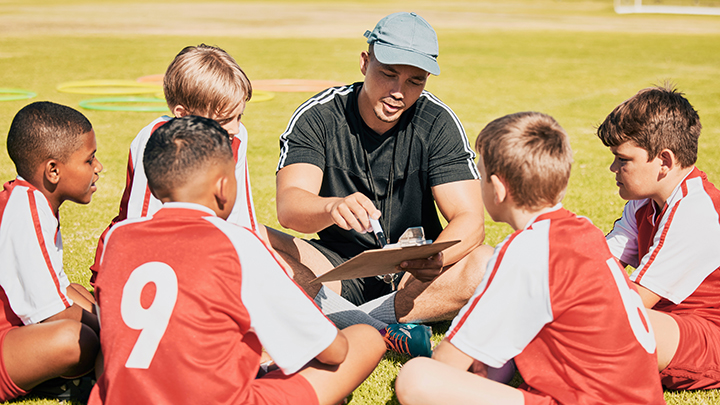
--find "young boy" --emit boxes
[0,101,102,401]
[395,112,665,404]
[599,85,720,390]
[89,116,385,405]
[90,43,258,284]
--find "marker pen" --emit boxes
[369,217,387,247]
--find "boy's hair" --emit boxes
[164,44,252,119]
[596,84,701,168]
[144,116,234,195]
[476,112,573,210]
[7,101,92,180]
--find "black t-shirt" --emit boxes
[277,83,479,258]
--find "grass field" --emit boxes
[1,0,720,404]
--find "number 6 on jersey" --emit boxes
[606,258,656,354]
[121,262,178,369]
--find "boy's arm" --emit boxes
[41,303,99,335]
[634,282,661,308]
[222,222,340,374]
[43,284,100,334]
[314,328,349,366]
[432,339,476,371]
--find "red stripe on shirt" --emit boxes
[141,121,169,217]
[635,201,682,283]
[244,161,256,231]
[27,190,70,308]
[699,171,720,224]
[232,137,241,164]
[447,230,521,340]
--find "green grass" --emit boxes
[2,1,720,404]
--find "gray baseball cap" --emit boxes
[364,12,440,76]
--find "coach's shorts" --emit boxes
[248,369,318,405]
[660,313,720,390]
[0,328,28,402]
[306,239,402,306]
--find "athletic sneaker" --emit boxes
[381,323,432,357]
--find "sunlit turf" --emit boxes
[2,1,720,404]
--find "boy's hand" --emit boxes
[397,252,444,282]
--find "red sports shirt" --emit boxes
[606,167,720,324]
[90,203,337,404]
[447,206,665,405]
[90,116,258,282]
[0,179,72,332]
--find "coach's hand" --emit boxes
[397,252,444,283]
[326,192,381,234]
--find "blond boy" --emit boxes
[395,112,665,404]
[599,85,720,390]
[90,44,257,283]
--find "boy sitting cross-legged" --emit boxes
[0,101,102,401]
[89,116,385,405]
[599,85,720,390]
[395,112,665,405]
[90,43,260,285]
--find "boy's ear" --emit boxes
[490,174,508,205]
[658,149,676,175]
[44,159,61,185]
[214,173,230,209]
[172,105,189,118]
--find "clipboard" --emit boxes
[310,240,460,284]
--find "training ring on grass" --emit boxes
[58,80,161,95]
[79,97,169,112]
[249,90,275,103]
[0,88,37,101]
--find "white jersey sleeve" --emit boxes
[226,124,258,230]
[126,117,257,230]
[630,176,720,303]
[0,184,72,324]
[125,116,171,219]
[447,219,554,368]
[207,217,337,374]
[605,200,642,268]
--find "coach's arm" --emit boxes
[276,163,381,234]
[397,179,485,282]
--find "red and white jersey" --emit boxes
[118,116,257,227]
[90,116,257,280]
[90,203,337,405]
[447,206,664,405]
[606,167,720,324]
[0,179,72,331]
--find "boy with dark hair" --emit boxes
[0,101,101,401]
[90,43,258,284]
[599,85,720,390]
[90,116,385,405]
[395,112,665,404]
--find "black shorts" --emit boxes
[306,239,404,306]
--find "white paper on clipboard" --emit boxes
[309,240,460,284]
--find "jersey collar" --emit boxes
[160,201,217,217]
